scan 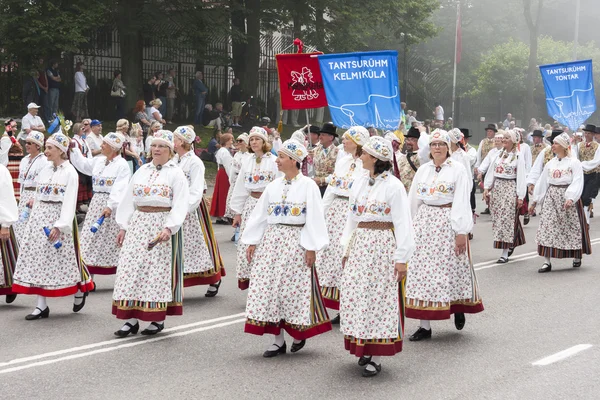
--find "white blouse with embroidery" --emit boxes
[340,171,415,263]
[116,160,190,234]
[175,150,206,212]
[70,148,132,211]
[240,174,328,251]
[230,153,280,215]
[0,164,18,228]
[484,149,527,199]
[18,153,48,190]
[229,151,251,185]
[408,159,473,235]
[322,153,366,213]
[35,161,79,232]
[215,147,233,176]
[533,156,584,203]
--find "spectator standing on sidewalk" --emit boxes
[230,78,243,127]
[46,59,61,120]
[193,71,208,124]
[71,61,89,122]
[155,72,167,117]
[37,58,49,122]
[166,68,177,123]
[143,74,157,116]
[111,70,126,120]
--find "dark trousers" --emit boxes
[470,179,477,212]
[115,97,125,120]
[582,172,600,207]
[319,185,327,197]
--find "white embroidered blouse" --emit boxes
[0,165,18,228]
[35,161,79,232]
[532,156,584,203]
[229,151,252,185]
[18,153,48,190]
[175,150,206,212]
[484,149,527,200]
[322,153,366,213]
[230,153,280,215]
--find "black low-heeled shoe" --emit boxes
[523,214,530,225]
[507,247,515,257]
[573,259,582,268]
[538,263,552,273]
[5,294,17,304]
[25,307,50,321]
[496,257,508,264]
[454,312,466,330]
[263,342,286,358]
[362,362,382,377]
[330,314,340,325]
[358,356,372,366]
[114,322,140,338]
[409,327,432,341]
[141,322,165,335]
[73,292,88,313]
[290,340,306,353]
[205,280,222,298]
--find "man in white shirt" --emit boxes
[19,103,45,141]
[85,119,103,157]
[71,61,89,122]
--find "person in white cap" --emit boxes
[18,103,46,148]
[0,163,19,304]
[405,130,483,342]
[230,126,280,290]
[14,131,48,241]
[225,133,251,241]
[69,131,131,278]
[483,129,527,263]
[316,126,368,323]
[12,133,94,320]
[339,136,415,378]
[112,130,190,337]
[173,126,225,297]
[529,132,590,273]
[242,139,332,358]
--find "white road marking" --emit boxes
[532,344,593,366]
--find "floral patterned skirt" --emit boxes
[14,189,35,243]
[244,224,332,339]
[0,227,18,296]
[80,192,121,275]
[490,178,525,249]
[112,210,183,321]
[224,179,236,219]
[340,227,404,357]
[12,201,94,297]
[316,195,348,310]
[406,205,484,320]
[537,185,591,259]
[236,196,258,290]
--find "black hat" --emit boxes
[406,126,420,139]
[532,129,544,137]
[549,129,563,142]
[596,126,600,134]
[583,124,597,133]
[459,128,471,138]
[319,122,338,137]
[309,125,320,134]
[485,123,498,132]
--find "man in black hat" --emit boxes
[578,124,600,221]
[395,126,422,193]
[530,129,548,161]
[313,122,339,196]
[475,124,498,214]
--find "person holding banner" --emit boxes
[230,127,279,290]
[529,132,590,273]
[313,122,339,197]
[340,136,414,378]
[483,129,527,264]
[317,126,369,320]
[577,124,600,222]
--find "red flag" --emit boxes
[455,4,462,64]
[276,52,328,110]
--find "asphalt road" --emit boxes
[1,203,599,400]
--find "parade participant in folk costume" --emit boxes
[71,123,93,214]
[483,129,527,264]
[475,124,498,214]
[316,126,369,322]
[461,128,478,218]
[0,164,19,304]
[242,139,332,358]
[230,127,280,290]
[173,126,225,296]
[69,132,131,278]
[112,130,189,337]
[576,124,600,223]
[395,126,423,193]
[14,131,48,242]
[225,133,250,221]
[526,130,564,197]
[530,130,549,163]
[304,125,321,178]
[313,122,339,196]
[530,133,590,273]
[339,136,415,378]
[516,129,533,225]
[290,129,312,177]
[405,130,483,342]
[210,133,234,225]
[12,133,94,320]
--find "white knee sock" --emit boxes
[121,318,138,331]
[267,332,285,351]
[544,256,551,265]
[501,248,509,259]
[366,356,382,371]
[420,320,431,330]
[73,289,85,305]
[32,295,47,314]
[584,206,590,223]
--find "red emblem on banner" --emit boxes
[276,52,328,110]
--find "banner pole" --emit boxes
[305,109,310,127]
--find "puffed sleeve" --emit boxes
[467,146,477,167]
[407,166,425,218]
[478,151,493,175]
[221,150,234,177]
[417,133,430,164]
[53,167,79,233]
[450,164,474,234]
[483,153,499,189]
[230,157,252,214]
[581,146,600,172]
[116,177,136,231]
[532,162,550,204]
[527,148,547,186]
[0,165,18,228]
[69,147,95,176]
[107,161,132,211]
[389,182,415,263]
[239,182,272,245]
[165,168,190,234]
[475,142,483,168]
[565,159,584,202]
[300,179,328,251]
[516,151,527,200]
[187,158,205,212]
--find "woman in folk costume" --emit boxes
[1,164,19,304]
[242,139,331,357]
[69,132,131,278]
[405,130,483,342]
[210,133,234,224]
[483,129,527,264]
[112,130,189,337]
[225,133,250,221]
[14,131,48,242]
[340,136,415,378]
[317,126,369,322]
[230,127,279,290]
[12,133,94,320]
[529,132,591,273]
[173,126,225,296]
